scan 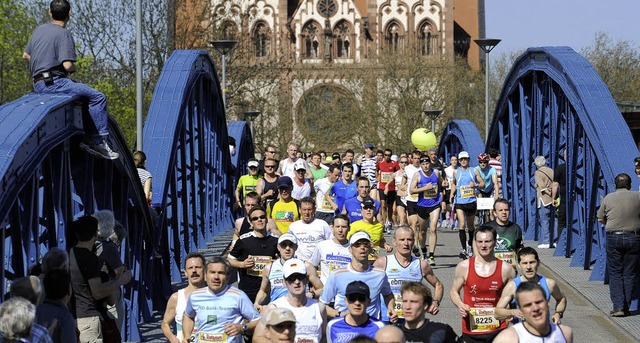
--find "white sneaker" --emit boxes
[80,140,119,160]
[467,245,474,257]
[537,244,550,249]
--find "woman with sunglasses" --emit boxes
[393,156,410,226]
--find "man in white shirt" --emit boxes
[310,214,352,284]
[288,197,333,261]
[314,165,342,223]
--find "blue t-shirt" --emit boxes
[184,285,260,343]
[332,180,358,213]
[320,264,392,320]
[475,166,497,193]
[25,23,77,77]
[344,197,381,223]
[454,168,477,204]
[326,316,384,343]
[417,169,442,208]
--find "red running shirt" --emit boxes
[376,161,400,190]
[461,257,507,336]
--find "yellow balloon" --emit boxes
[411,128,437,150]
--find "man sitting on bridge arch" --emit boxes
[23,0,119,160]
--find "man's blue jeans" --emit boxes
[606,232,640,311]
[34,77,109,139]
[538,204,552,244]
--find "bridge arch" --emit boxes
[143,50,235,287]
[488,46,638,281]
[0,93,154,340]
[437,119,485,162]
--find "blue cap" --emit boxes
[277,176,293,189]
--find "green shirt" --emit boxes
[237,174,261,197]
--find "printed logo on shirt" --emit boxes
[274,211,295,222]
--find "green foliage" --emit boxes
[0,0,37,104]
[581,32,640,102]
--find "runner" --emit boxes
[288,197,333,261]
[398,282,459,343]
[314,165,342,223]
[267,177,301,234]
[442,155,458,229]
[449,151,485,259]
[310,214,352,284]
[403,150,422,242]
[474,153,498,221]
[373,226,444,323]
[332,163,357,215]
[377,149,400,233]
[347,197,393,261]
[410,157,443,262]
[393,155,409,226]
[256,158,280,210]
[182,257,261,343]
[450,225,515,343]
[483,198,524,269]
[343,177,380,223]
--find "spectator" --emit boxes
[41,248,69,274]
[133,151,152,204]
[36,269,77,343]
[93,210,127,332]
[534,156,554,248]
[9,276,52,343]
[69,215,131,343]
[23,0,118,160]
[0,297,37,343]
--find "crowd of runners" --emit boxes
[159,143,574,343]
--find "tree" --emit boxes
[581,32,640,102]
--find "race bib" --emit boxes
[248,256,272,277]
[381,172,393,183]
[407,192,418,200]
[322,199,333,210]
[495,251,516,268]
[423,186,438,199]
[246,185,256,192]
[469,307,499,332]
[460,186,475,198]
[199,332,227,343]
[296,335,318,343]
[394,293,404,318]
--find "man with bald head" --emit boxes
[374,325,405,343]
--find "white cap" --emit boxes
[458,151,470,159]
[391,154,398,161]
[277,233,298,245]
[349,231,372,245]
[294,160,307,171]
[248,160,259,168]
[282,258,307,278]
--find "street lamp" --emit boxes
[211,40,238,109]
[423,109,442,134]
[474,38,501,141]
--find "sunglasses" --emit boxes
[347,294,368,303]
[296,169,306,173]
[265,165,276,168]
[384,154,391,156]
[267,150,276,153]
[479,161,488,164]
[250,215,267,221]
[285,274,307,283]
[399,161,408,164]
[352,241,371,248]
[279,242,296,249]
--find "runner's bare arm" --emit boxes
[161,292,180,343]
[421,260,444,314]
[450,260,471,317]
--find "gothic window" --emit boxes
[302,21,321,59]
[385,22,403,52]
[418,21,438,56]
[333,21,351,58]
[253,22,270,57]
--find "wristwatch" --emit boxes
[242,324,248,333]
[435,300,441,306]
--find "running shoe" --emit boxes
[412,246,421,257]
[467,245,474,258]
[428,256,436,265]
[459,249,468,259]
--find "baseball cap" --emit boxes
[349,230,372,245]
[345,280,370,297]
[391,154,398,162]
[294,160,307,171]
[332,152,341,160]
[420,157,430,163]
[364,143,375,150]
[361,197,375,208]
[277,176,293,189]
[278,233,298,245]
[264,308,296,326]
[248,160,259,168]
[282,258,307,278]
[458,151,470,159]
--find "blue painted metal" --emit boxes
[228,120,256,182]
[143,50,235,290]
[0,93,154,341]
[438,119,485,163]
[488,47,638,287]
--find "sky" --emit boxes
[485,0,640,57]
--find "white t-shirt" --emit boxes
[288,219,333,261]
[314,178,335,213]
[444,165,457,190]
[309,239,352,284]
[271,297,324,343]
[404,164,420,203]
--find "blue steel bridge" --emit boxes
[0,47,637,341]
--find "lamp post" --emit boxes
[423,109,442,134]
[211,40,238,110]
[474,38,501,141]
[242,110,261,148]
